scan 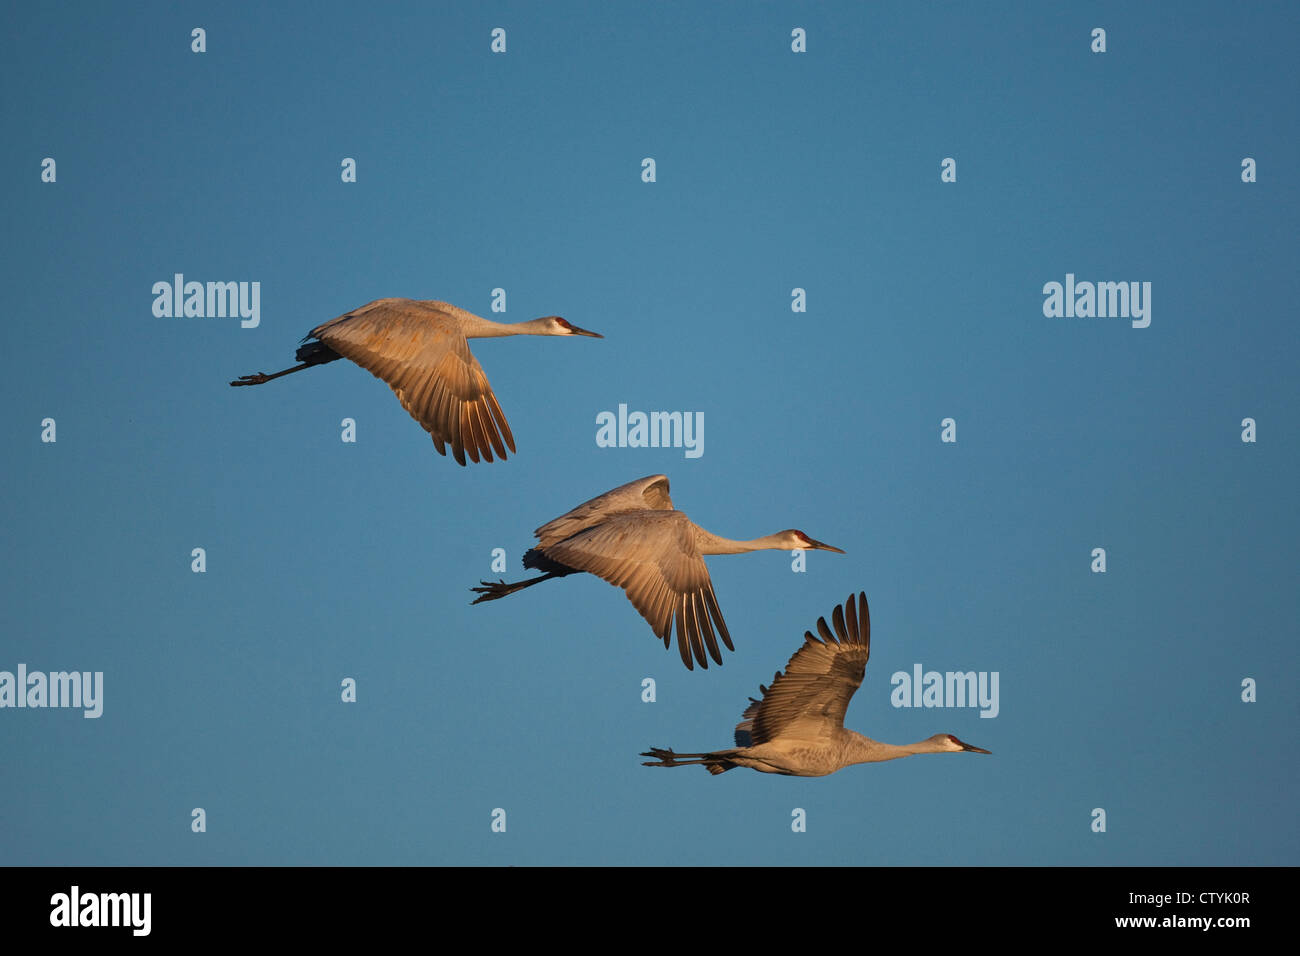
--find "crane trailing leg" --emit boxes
[640,747,739,775]
[470,571,566,604]
[470,548,578,604]
[230,340,342,386]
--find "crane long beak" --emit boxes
[961,743,992,754]
[568,324,603,338]
[807,539,845,554]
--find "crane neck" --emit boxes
[847,735,951,765]
[694,530,792,556]
[455,312,556,338]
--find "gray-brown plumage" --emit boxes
[230,298,600,464]
[471,475,844,670]
[642,592,992,774]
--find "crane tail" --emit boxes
[294,340,344,366]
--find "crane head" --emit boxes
[940,733,992,754]
[543,316,603,338]
[783,530,845,554]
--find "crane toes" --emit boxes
[469,579,512,604]
[230,373,270,387]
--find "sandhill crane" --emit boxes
[230,298,601,464]
[470,474,844,670]
[642,591,991,775]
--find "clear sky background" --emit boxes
[2,1,1297,866]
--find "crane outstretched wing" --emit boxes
[540,509,733,670]
[308,298,515,466]
[534,475,674,548]
[735,592,871,746]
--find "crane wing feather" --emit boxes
[540,510,732,670]
[737,592,871,745]
[533,475,674,548]
[308,299,515,466]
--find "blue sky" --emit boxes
[2,1,1297,865]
